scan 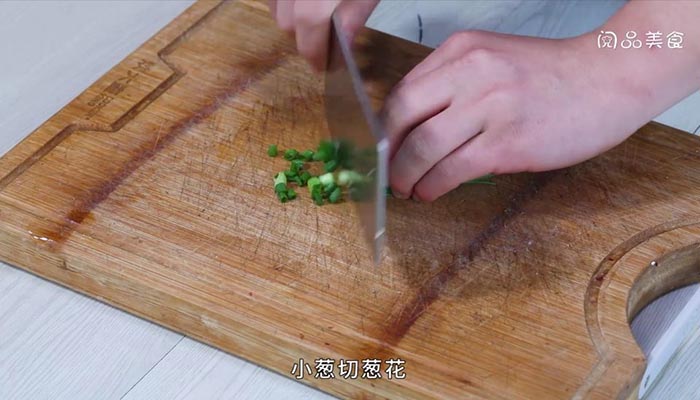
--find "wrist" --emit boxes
[570,2,700,129]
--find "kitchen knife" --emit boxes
[324,11,388,264]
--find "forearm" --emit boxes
[578,0,700,123]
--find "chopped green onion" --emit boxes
[307,177,321,194]
[467,180,496,186]
[290,159,304,174]
[311,186,324,205]
[284,149,299,161]
[300,171,312,186]
[301,150,314,161]
[335,140,355,169]
[323,182,338,195]
[274,172,287,186]
[271,140,496,204]
[267,144,278,157]
[328,186,342,203]
[274,182,287,193]
[313,140,334,162]
[274,172,288,201]
[465,174,496,186]
[324,159,338,173]
[318,140,335,154]
[319,172,334,186]
[312,150,328,162]
[338,169,363,186]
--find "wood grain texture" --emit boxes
[2,1,700,399]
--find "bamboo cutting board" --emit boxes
[3,1,700,398]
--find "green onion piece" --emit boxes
[286,188,297,200]
[284,170,296,179]
[467,180,497,186]
[274,171,287,186]
[307,177,321,194]
[318,140,335,155]
[311,186,324,205]
[293,176,303,186]
[277,191,288,203]
[284,149,299,161]
[323,182,338,195]
[337,169,364,186]
[324,159,338,173]
[337,170,351,186]
[329,186,342,203]
[290,159,304,174]
[312,150,328,162]
[319,172,334,186]
[274,182,287,193]
[465,174,496,186]
[335,140,355,169]
[313,140,334,162]
[386,187,393,197]
[301,150,314,161]
[300,171,312,186]
[267,144,278,157]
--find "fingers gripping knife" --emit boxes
[324,11,388,264]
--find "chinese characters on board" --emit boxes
[597,30,684,49]
[290,358,406,380]
[84,58,155,119]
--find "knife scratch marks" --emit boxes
[42,52,288,246]
[153,118,166,152]
[306,211,321,266]
[382,172,555,346]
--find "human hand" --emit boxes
[383,29,692,202]
[269,0,379,71]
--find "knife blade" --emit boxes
[324,11,388,264]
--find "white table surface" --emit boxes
[1,1,699,399]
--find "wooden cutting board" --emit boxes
[3,0,700,398]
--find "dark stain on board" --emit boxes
[38,50,288,246]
